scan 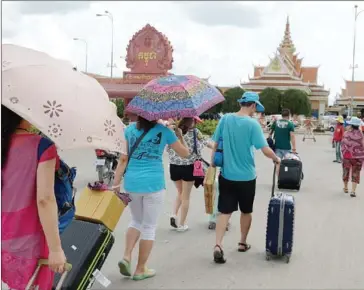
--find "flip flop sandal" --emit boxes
[343,188,349,194]
[118,259,131,277]
[132,268,156,281]
[213,245,226,264]
[350,192,356,197]
[238,242,251,252]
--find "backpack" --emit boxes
[55,159,77,234]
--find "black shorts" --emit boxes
[218,175,256,214]
[170,164,195,182]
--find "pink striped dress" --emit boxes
[1,134,59,290]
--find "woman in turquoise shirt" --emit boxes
[113,116,189,281]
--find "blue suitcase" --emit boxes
[265,166,295,263]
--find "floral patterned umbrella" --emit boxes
[126,75,225,121]
[2,44,126,153]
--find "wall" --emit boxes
[311,100,320,110]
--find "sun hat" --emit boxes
[347,116,362,126]
[336,116,344,123]
[237,92,265,112]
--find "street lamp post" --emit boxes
[350,5,364,116]
[73,38,88,73]
[96,10,115,79]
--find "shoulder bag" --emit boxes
[124,128,150,175]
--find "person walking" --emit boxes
[269,108,296,175]
[210,92,281,264]
[113,116,189,281]
[332,116,345,163]
[1,105,66,290]
[167,117,213,232]
[341,117,364,197]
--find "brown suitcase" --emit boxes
[75,187,126,231]
[204,167,217,214]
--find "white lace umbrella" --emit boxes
[2,44,126,153]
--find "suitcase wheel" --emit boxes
[265,253,271,261]
[285,255,291,263]
[208,222,216,230]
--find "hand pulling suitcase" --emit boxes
[266,165,295,263]
[26,259,72,290]
[278,154,303,190]
[53,220,114,290]
[75,187,125,231]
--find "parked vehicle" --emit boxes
[95,149,120,185]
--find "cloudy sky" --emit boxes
[3,1,364,104]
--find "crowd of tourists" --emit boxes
[2,86,364,288]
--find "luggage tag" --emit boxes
[284,167,288,172]
[92,269,111,287]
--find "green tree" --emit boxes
[222,87,245,113]
[112,99,125,118]
[281,89,311,116]
[259,87,282,114]
[206,86,224,114]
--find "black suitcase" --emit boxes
[278,158,303,190]
[266,166,295,263]
[53,220,114,290]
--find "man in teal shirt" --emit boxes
[269,109,296,175]
[211,92,281,264]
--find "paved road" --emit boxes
[60,135,364,289]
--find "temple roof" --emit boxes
[242,16,328,97]
[278,16,296,55]
[301,67,318,84]
[341,80,364,97]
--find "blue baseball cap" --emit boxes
[237,92,265,112]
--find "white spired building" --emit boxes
[241,17,329,119]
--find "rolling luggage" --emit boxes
[278,153,303,190]
[266,166,295,263]
[204,166,217,214]
[75,187,126,231]
[53,220,114,289]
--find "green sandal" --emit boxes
[133,267,156,281]
[118,259,131,277]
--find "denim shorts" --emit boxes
[275,149,290,159]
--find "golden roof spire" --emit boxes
[279,16,296,54]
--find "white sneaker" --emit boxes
[177,225,189,232]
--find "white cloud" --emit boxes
[2,1,364,104]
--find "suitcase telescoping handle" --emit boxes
[272,163,277,198]
[25,259,72,290]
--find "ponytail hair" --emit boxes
[1,105,22,168]
[137,116,156,132]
